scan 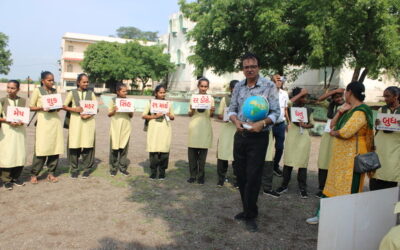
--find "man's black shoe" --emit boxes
[187,178,195,183]
[4,182,13,190]
[234,212,246,221]
[82,172,90,179]
[245,219,258,232]
[70,172,79,179]
[12,179,25,186]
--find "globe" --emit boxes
[242,96,269,122]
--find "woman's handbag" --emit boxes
[354,133,381,173]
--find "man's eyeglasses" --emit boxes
[243,65,258,70]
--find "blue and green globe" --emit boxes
[242,96,269,122]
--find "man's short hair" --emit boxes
[241,52,260,67]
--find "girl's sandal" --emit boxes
[30,176,38,184]
[47,174,59,183]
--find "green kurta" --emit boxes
[30,88,64,156]
[317,132,334,170]
[373,107,400,182]
[64,90,96,149]
[265,131,275,162]
[283,108,314,168]
[143,100,174,153]
[217,97,235,161]
[188,96,214,149]
[0,97,26,168]
[109,99,132,150]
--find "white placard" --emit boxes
[223,107,230,122]
[80,100,98,115]
[377,113,400,131]
[6,106,30,124]
[318,187,399,250]
[290,107,308,123]
[41,94,63,110]
[116,98,135,113]
[324,119,332,133]
[191,94,212,110]
[150,100,170,114]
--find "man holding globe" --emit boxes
[228,52,280,232]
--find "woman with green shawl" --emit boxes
[306,81,374,224]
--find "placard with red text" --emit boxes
[377,113,400,131]
[80,100,98,115]
[42,94,63,110]
[116,98,135,113]
[191,94,211,110]
[6,106,30,124]
[150,100,170,114]
[290,107,308,123]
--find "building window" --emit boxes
[66,81,75,87]
[68,45,74,52]
[67,64,73,72]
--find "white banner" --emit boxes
[6,106,30,124]
[80,100,98,115]
[150,100,170,114]
[116,98,135,113]
[290,107,308,123]
[377,113,400,131]
[42,94,63,110]
[191,94,211,110]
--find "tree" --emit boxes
[0,32,12,75]
[116,26,158,41]
[179,0,400,84]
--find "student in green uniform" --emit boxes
[276,87,314,198]
[63,73,96,179]
[315,88,345,197]
[108,83,132,176]
[187,78,215,184]
[30,71,64,184]
[142,85,175,180]
[0,80,27,190]
[216,80,238,187]
[370,86,400,190]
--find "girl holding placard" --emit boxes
[276,87,314,198]
[0,80,27,189]
[315,88,345,197]
[216,80,238,187]
[142,85,174,180]
[30,71,64,184]
[63,73,96,179]
[370,86,400,190]
[187,78,215,184]
[108,83,132,176]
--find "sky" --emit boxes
[0,0,180,81]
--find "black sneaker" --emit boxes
[233,182,239,189]
[263,189,280,198]
[300,190,308,199]
[110,170,117,177]
[159,174,166,180]
[276,186,288,194]
[82,172,90,179]
[273,168,283,177]
[197,179,204,185]
[4,182,13,190]
[70,172,79,179]
[315,191,323,198]
[234,212,246,221]
[120,170,130,176]
[245,219,258,232]
[150,174,157,179]
[12,179,25,186]
[217,180,224,187]
[187,178,196,183]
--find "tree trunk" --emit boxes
[352,66,361,82]
[358,68,368,83]
[327,68,335,89]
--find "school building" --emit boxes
[60,32,155,92]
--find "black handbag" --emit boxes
[354,133,381,174]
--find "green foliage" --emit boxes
[180,0,400,83]
[0,33,12,75]
[116,26,158,41]
[81,41,175,93]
